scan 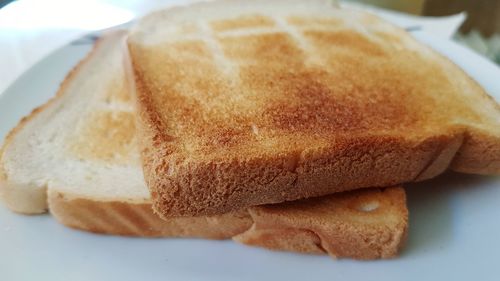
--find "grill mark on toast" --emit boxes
[287,16,343,27]
[51,195,156,236]
[219,32,304,66]
[53,198,115,234]
[303,30,386,57]
[211,14,275,32]
[132,203,164,234]
[273,17,322,66]
[102,203,148,235]
[198,21,236,77]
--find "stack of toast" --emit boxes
[1,0,499,261]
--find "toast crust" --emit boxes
[234,187,408,259]
[48,186,407,260]
[128,1,500,217]
[48,190,252,239]
[451,127,500,175]
[137,106,464,217]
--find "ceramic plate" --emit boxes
[0,30,499,281]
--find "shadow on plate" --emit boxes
[402,171,496,256]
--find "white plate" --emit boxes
[0,31,499,281]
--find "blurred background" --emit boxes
[0,0,499,94]
[351,0,500,64]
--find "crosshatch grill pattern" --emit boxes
[128,2,500,217]
[131,13,486,158]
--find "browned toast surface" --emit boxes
[49,186,407,260]
[235,187,408,259]
[1,31,409,260]
[49,190,253,239]
[128,0,500,217]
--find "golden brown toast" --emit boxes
[0,31,408,260]
[236,187,407,259]
[127,0,500,217]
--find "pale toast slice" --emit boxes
[0,31,407,259]
[127,0,499,217]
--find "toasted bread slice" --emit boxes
[0,31,407,259]
[127,0,499,217]
[236,187,407,259]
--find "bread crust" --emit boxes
[235,187,408,259]
[48,186,407,259]
[412,34,500,175]
[140,126,463,217]
[48,190,252,239]
[48,186,407,260]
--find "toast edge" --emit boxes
[48,185,407,260]
[451,127,500,175]
[412,32,500,175]
[233,187,408,260]
[48,189,253,239]
[143,130,462,217]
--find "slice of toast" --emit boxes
[127,0,500,217]
[0,31,408,259]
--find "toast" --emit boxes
[0,31,408,259]
[127,0,500,217]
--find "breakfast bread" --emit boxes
[238,187,407,259]
[0,31,408,259]
[127,0,500,217]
